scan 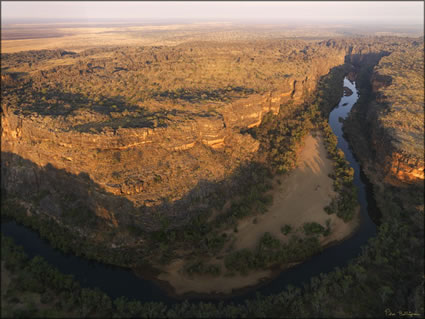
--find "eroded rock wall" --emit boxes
[3,40,379,232]
[346,47,424,186]
[366,97,424,186]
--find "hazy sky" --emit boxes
[2,1,424,25]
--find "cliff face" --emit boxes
[367,101,424,186]
[1,42,347,231]
[1,103,258,229]
[366,108,424,186]
[2,36,422,241]
[347,47,424,186]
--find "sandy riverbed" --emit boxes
[157,134,360,295]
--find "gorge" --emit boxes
[1,74,377,301]
[1,34,423,317]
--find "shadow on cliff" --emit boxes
[345,52,390,68]
[1,151,267,232]
[1,151,136,228]
[12,85,163,128]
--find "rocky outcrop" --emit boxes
[0,78,317,203]
[346,47,424,186]
[6,39,396,234]
[367,108,424,185]
[388,153,424,183]
[1,74,18,88]
[367,115,424,186]
[1,76,335,232]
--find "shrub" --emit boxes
[224,249,255,275]
[303,222,325,236]
[184,260,221,277]
[281,224,292,235]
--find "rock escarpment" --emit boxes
[2,37,421,234]
[346,44,424,186]
[1,40,348,231]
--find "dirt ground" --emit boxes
[157,134,360,295]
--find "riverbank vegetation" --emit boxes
[1,49,359,282]
[2,73,363,306]
[3,192,423,317]
[224,233,321,275]
[2,36,422,316]
[1,85,423,319]
[321,121,357,222]
[1,200,139,268]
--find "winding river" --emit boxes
[1,77,378,304]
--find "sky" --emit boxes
[2,1,424,26]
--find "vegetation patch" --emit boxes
[303,222,325,236]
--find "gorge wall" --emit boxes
[345,45,424,187]
[2,37,421,235]
[1,69,342,231]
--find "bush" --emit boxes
[323,219,332,236]
[224,249,256,275]
[184,260,221,277]
[303,222,325,236]
[258,232,280,250]
[281,224,292,235]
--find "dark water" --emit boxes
[1,77,377,304]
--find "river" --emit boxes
[1,77,378,304]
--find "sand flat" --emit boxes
[157,134,360,295]
[233,133,351,250]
